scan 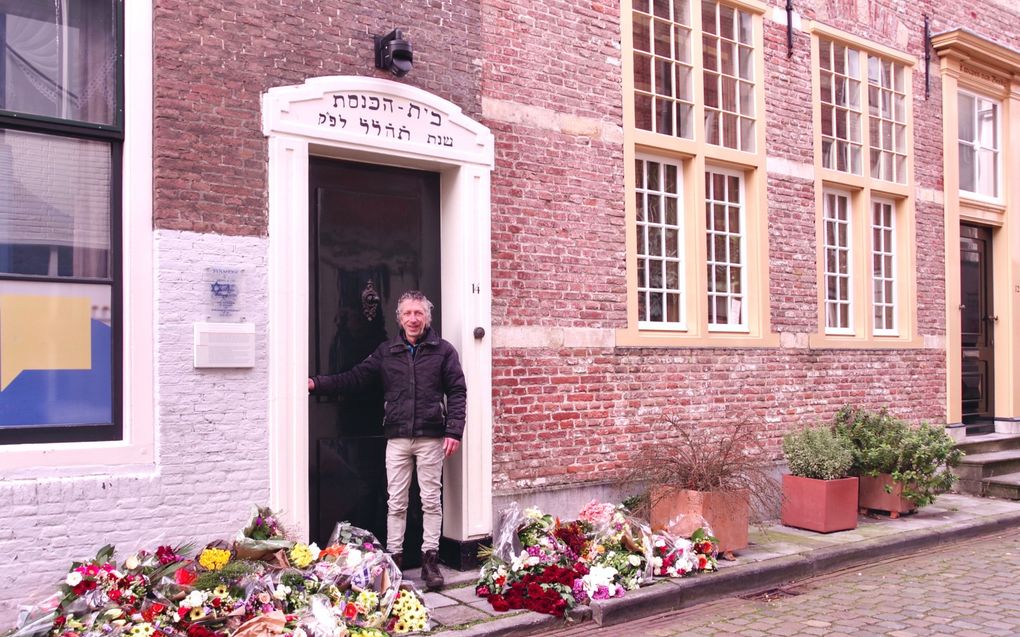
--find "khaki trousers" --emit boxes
[385,437,444,553]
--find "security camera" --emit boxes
[374,29,413,77]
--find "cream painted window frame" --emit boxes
[620,0,775,348]
[808,23,919,349]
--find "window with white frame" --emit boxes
[958,91,1000,198]
[867,56,907,183]
[819,40,862,174]
[636,156,686,327]
[871,199,896,334]
[823,190,852,333]
[706,169,745,330]
[702,0,755,151]
[632,0,695,138]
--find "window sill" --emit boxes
[616,327,781,348]
[0,437,154,481]
[807,333,925,350]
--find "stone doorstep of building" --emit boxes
[413,493,1020,637]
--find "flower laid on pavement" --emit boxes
[197,547,231,571]
[475,500,718,617]
[4,508,432,637]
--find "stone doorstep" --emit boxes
[402,563,479,592]
[983,471,1020,499]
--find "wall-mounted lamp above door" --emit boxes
[374,29,413,77]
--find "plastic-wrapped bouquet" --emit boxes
[233,506,295,561]
[651,527,718,577]
[2,512,432,637]
[475,500,719,618]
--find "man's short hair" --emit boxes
[396,290,434,327]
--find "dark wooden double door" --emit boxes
[308,157,441,566]
[960,224,994,429]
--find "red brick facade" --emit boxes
[150,0,1018,496]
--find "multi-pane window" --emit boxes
[702,1,754,151]
[632,0,694,138]
[819,40,862,174]
[817,39,907,184]
[627,0,764,338]
[871,199,896,334]
[958,92,1000,198]
[705,169,745,329]
[823,191,852,333]
[814,32,915,342]
[868,57,907,183]
[636,157,686,327]
[0,0,122,445]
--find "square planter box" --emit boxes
[858,473,916,517]
[650,487,749,555]
[780,475,858,533]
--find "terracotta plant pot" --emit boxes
[780,475,858,533]
[649,486,749,555]
[858,473,916,517]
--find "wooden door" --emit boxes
[308,157,441,565]
[960,224,994,427]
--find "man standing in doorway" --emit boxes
[308,290,466,590]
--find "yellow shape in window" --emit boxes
[0,295,91,391]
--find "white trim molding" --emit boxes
[262,76,495,543]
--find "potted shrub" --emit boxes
[633,416,778,559]
[781,425,858,533]
[834,406,963,517]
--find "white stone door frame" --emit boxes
[262,76,494,544]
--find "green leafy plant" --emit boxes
[833,405,964,508]
[832,406,905,475]
[782,426,854,480]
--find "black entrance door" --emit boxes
[960,224,994,429]
[308,157,441,566]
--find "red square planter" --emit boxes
[650,487,749,554]
[780,475,859,533]
[857,474,916,517]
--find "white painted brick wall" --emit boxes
[0,230,271,627]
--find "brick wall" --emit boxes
[483,0,1018,500]
[491,346,947,493]
[152,0,484,235]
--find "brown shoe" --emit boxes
[390,552,403,570]
[421,549,444,591]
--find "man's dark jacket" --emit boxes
[310,327,467,440]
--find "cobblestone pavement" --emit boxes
[539,529,1020,637]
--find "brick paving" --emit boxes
[538,529,1020,637]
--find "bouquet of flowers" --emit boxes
[651,527,718,577]
[476,500,718,618]
[233,506,294,562]
[475,506,591,616]
[582,503,653,592]
[3,512,431,637]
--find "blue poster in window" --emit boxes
[0,284,112,428]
